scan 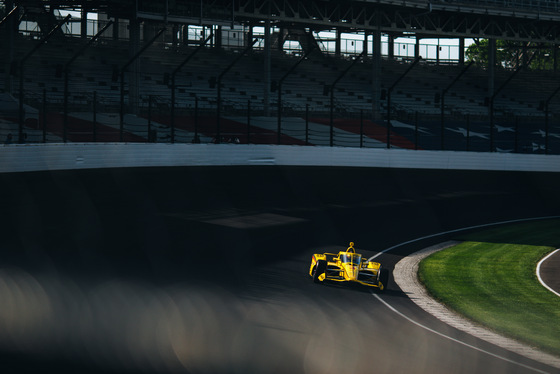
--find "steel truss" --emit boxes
[9,1,560,43]
[233,0,560,43]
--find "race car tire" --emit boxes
[377,268,389,293]
[313,260,327,283]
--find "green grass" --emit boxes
[418,219,560,357]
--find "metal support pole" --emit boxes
[217,79,222,143]
[545,109,549,155]
[264,17,271,116]
[515,116,519,153]
[277,88,282,144]
[542,84,560,154]
[387,56,421,149]
[18,64,24,143]
[305,104,309,145]
[216,38,258,143]
[372,28,382,120]
[42,88,46,143]
[415,112,419,150]
[489,53,535,152]
[386,91,391,149]
[360,109,364,148]
[148,95,153,142]
[19,14,71,143]
[466,114,470,151]
[247,99,251,144]
[276,45,315,144]
[335,29,342,57]
[490,99,494,152]
[171,34,213,143]
[128,18,140,116]
[2,2,16,94]
[441,60,474,150]
[488,39,495,116]
[113,18,119,40]
[195,96,199,142]
[120,71,125,141]
[440,94,444,150]
[63,70,68,142]
[459,38,465,65]
[415,113,418,150]
[81,7,88,39]
[330,88,335,147]
[64,21,113,144]
[171,75,175,142]
[330,50,366,146]
[120,28,166,142]
[555,45,558,74]
[0,5,19,27]
[93,91,97,142]
[277,47,315,145]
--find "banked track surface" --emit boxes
[0,166,559,373]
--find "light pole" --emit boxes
[170,33,213,143]
[18,14,71,143]
[119,28,166,142]
[63,21,113,142]
[542,84,560,154]
[439,60,473,150]
[276,46,315,144]
[214,38,258,143]
[328,50,366,147]
[488,53,535,152]
[386,56,421,149]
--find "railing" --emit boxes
[2,87,558,156]
[437,0,560,13]
[4,26,560,154]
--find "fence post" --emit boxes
[305,104,309,145]
[120,72,125,142]
[545,114,549,155]
[466,114,470,151]
[489,102,495,153]
[61,87,68,143]
[42,89,47,143]
[387,92,391,149]
[360,109,364,148]
[441,93,444,150]
[545,110,549,155]
[170,98,175,144]
[194,96,199,142]
[247,99,251,144]
[148,95,153,143]
[93,91,97,142]
[515,116,519,153]
[415,111,418,150]
[277,89,282,145]
[330,87,334,147]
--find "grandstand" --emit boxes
[1,0,560,153]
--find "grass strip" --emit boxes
[418,219,560,357]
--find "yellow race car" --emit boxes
[309,242,389,292]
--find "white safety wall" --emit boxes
[1,143,560,173]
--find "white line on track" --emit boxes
[536,248,560,298]
[371,293,550,374]
[368,215,560,374]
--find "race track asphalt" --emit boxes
[539,249,560,295]
[0,166,559,373]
